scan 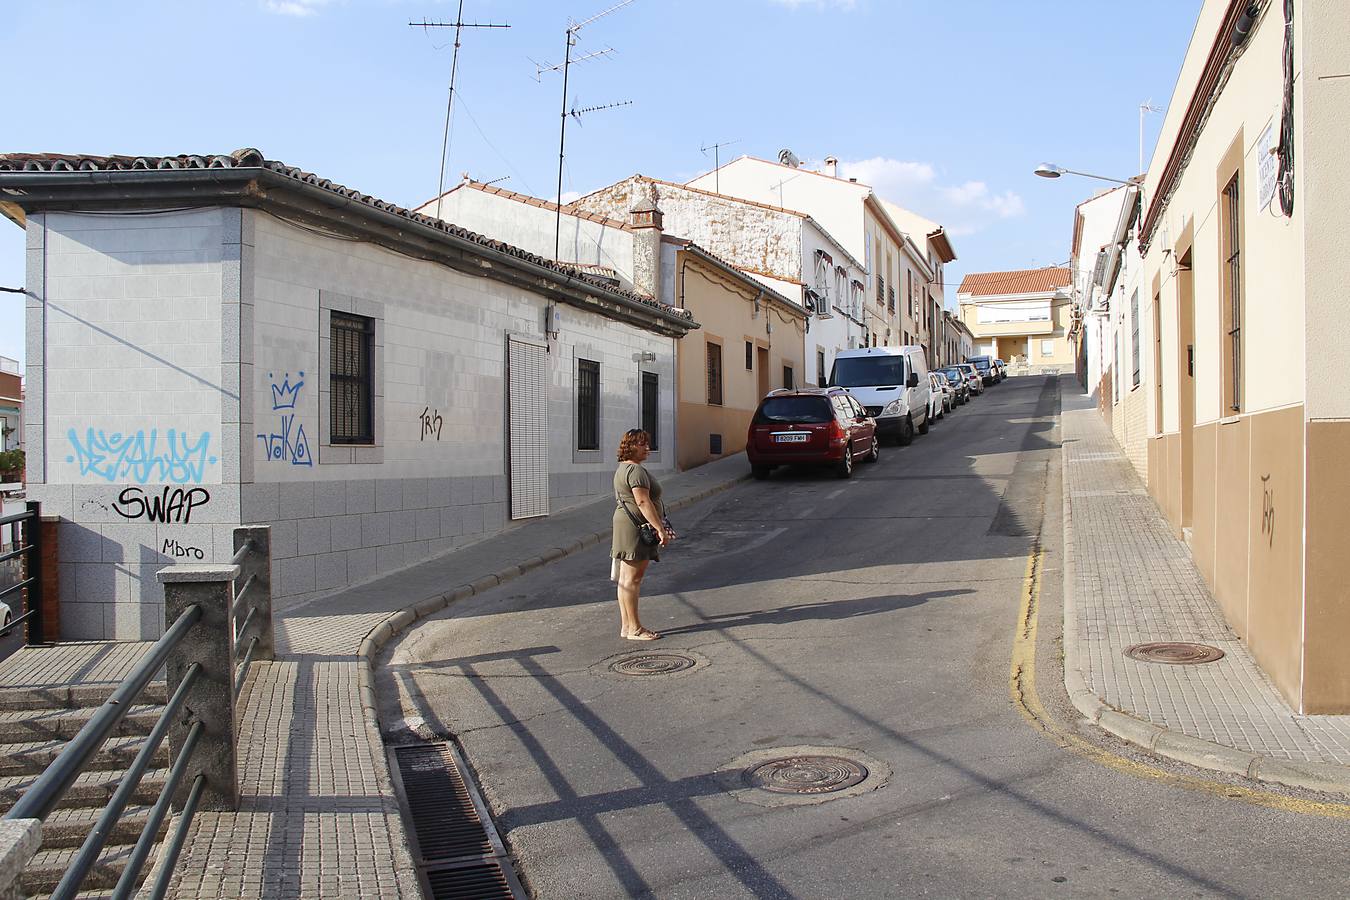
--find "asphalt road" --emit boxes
[381,376,1350,900]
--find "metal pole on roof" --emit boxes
[410,5,510,220]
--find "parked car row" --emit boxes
[966,355,1008,385]
[746,347,1007,480]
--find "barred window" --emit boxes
[1222,173,1243,413]
[745,340,754,370]
[1130,290,1141,388]
[816,350,826,387]
[330,312,374,444]
[641,371,659,451]
[706,341,723,406]
[576,359,600,451]
[783,365,794,389]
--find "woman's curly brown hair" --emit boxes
[617,428,650,462]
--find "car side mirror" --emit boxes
[907,372,919,388]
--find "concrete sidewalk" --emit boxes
[1059,388,1350,795]
[168,453,749,899]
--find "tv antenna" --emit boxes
[699,138,740,193]
[411,2,510,219]
[541,0,636,260]
[1139,100,1163,175]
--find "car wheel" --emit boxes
[918,410,930,435]
[836,444,853,479]
[865,435,880,463]
[751,464,770,480]
[898,415,914,446]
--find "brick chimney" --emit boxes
[824,156,838,178]
[630,202,663,299]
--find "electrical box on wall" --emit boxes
[545,304,561,338]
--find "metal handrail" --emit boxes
[234,605,258,646]
[230,573,258,621]
[4,602,203,822]
[0,579,34,603]
[142,774,206,900]
[229,538,255,568]
[48,663,202,900]
[110,721,205,900]
[0,509,34,527]
[235,635,260,696]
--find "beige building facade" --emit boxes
[1127,0,1350,712]
[955,268,1076,372]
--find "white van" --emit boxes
[827,346,931,445]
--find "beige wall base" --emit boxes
[1304,420,1350,713]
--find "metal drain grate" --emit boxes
[1124,642,1225,665]
[424,860,515,899]
[609,652,697,676]
[744,755,869,794]
[388,741,526,899]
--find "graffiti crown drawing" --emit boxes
[269,372,304,411]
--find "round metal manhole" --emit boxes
[743,755,869,795]
[608,652,699,677]
[1124,642,1225,665]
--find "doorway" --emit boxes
[757,346,770,399]
[507,335,549,520]
[1177,250,1195,528]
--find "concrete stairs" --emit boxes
[0,681,170,898]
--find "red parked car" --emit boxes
[746,387,879,480]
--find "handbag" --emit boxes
[618,496,662,546]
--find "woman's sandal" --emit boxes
[622,628,662,641]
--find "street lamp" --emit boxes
[1034,163,1141,186]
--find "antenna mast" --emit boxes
[541,0,636,260]
[699,138,740,193]
[411,3,510,219]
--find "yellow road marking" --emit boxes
[1010,542,1350,819]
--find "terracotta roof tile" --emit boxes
[0,150,691,322]
[957,267,1071,297]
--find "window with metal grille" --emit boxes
[576,359,600,450]
[1222,174,1242,413]
[641,371,659,450]
[816,350,826,387]
[745,341,753,370]
[330,312,374,444]
[876,274,885,306]
[887,285,896,314]
[783,366,794,389]
[706,341,723,406]
[1130,290,1141,388]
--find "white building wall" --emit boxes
[26,206,676,638]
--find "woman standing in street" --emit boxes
[612,428,674,640]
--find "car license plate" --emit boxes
[774,433,809,443]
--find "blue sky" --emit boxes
[0,0,1202,364]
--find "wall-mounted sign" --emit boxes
[1257,121,1278,212]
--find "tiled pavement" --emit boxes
[1060,388,1350,772]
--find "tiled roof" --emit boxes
[957,267,1071,297]
[0,150,692,322]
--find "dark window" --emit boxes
[1130,290,1141,388]
[576,358,600,450]
[1222,173,1242,413]
[330,312,374,444]
[753,396,833,424]
[887,285,896,314]
[816,350,827,387]
[641,371,659,451]
[745,340,754,370]
[876,274,885,306]
[783,365,794,389]
[706,341,723,406]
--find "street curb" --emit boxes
[1058,407,1350,798]
[352,466,751,728]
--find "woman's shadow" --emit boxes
[659,588,972,636]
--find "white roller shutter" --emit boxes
[507,336,550,520]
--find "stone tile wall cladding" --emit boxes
[29,207,676,639]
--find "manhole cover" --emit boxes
[608,652,698,676]
[743,755,869,794]
[1124,642,1225,664]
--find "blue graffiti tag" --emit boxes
[257,371,313,467]
[66,428,217,484]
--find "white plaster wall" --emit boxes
[1143,0,1304,424]
[26,208,237,639]
[246,212,675,610]
[421,189,635,282]
[800,222,866,387]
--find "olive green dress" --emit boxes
[612,461,663,562]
